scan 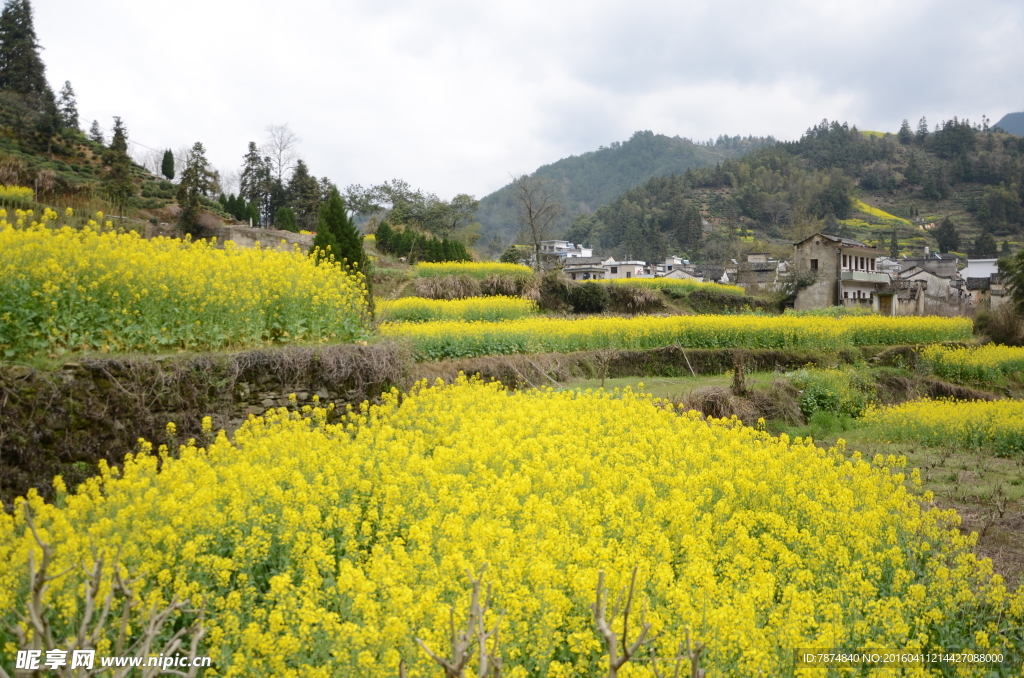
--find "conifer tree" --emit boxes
[57,80,77,130]
[88,119,104,145]
[161,149,174,180]
[0,0,46,95]
[897,119,912,145]
[239,141,272,226]
[274,205,298,232]
[889,230,899,258]
[311,189,364,269]
[102,116,135,216]
[933,217,960,254]
[176,141,215,237]
[916,117,929,143]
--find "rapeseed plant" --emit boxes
[2,378,1020,676]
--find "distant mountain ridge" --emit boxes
[476,130,774,252]
[995,112,1024,136]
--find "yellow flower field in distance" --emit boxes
[377,295,538,322]
[2,378,1020,676]
[380,314,974,361]
[863,397,1024,458]
[596,277,746,296]
[0,220,369,358]
[920,344,1024,384]
[414,261,534,279]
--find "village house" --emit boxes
[793,233,895,313]
[563,256,606,281]
[538,240,593,258]
[601,258,648,279]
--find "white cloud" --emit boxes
[34,0,1024,199]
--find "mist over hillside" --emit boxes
[476,130,774,254]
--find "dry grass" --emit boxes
[413,274,482,300]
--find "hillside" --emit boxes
[562,119,1024,264]
[476,130,774,255]
[996,111,1024,136]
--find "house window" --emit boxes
[842,255,847,268]
[810,259,818,270]
[626,271,632,278]
[610,266,618,274]
[844,291,849,299]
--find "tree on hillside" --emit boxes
[889,230,899,258]
[286,159,322,231]
[239,141,273,226]
[915,117,929,143]
[670,194,702,246]
[262,123,300,183]
[1000,248,1024,315]
[512,174,562,271]
[161,149,174,180]
[87,119,104,145]
[311,189,364,269]
[102,116,135,215]
[176,142,216,237]
[898,119,913,145]
[274,205,298,232]
[424,193,479,239]
[932,217,960,253]
[0,0,46,95]
[970,232,998,258]
[56,80,77,130]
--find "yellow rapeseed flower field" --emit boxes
[0,184,34,204]
[920,344,1024,384]
[597,277,746,296]
[377,295,538,322]
[414,262,534,280]
[0,220,369,358]
[863,398,1024,458]
[2,378,1020,676]
[380,314,974,361]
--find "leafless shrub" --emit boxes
[0,507,206,678]
[414,569,502,678]
[592,567,656,678]
[747,377,804,425]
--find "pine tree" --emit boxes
[57,80,78,130]
[274,206,298,232]
[889,230,899,258]
[239,141,272,226]
[101,116,135,215]
[88,119,104,145]
[176,142,216,237]
[312,189,365,269]
[933,217,960,253]
[286,159,322,231]
[916,117,929,143]
[0,0,46,95]
[161,149,174,180]
[897,119,912,145]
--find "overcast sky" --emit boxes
[35,0,1024,199]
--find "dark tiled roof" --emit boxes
[738,262,778,272]
[966,277,991,291]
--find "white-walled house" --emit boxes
[539,240,593,258]
[602,259,647,279]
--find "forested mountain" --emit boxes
[563,119,1024,265]
[476,130,774,254]
[995,112,1024,137]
